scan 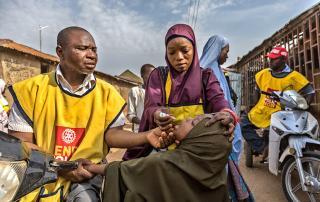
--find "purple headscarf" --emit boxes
[164,24,202,104]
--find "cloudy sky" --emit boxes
[0,0,318,75]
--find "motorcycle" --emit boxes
[0,132,78,201]
[245,90,320,201]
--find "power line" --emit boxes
[189,0,200,30]
[187,0,192,24]
[193,0,200,30]
[187,0,191,24]
[191,0,197,28]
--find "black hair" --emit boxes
[57,26,91,47]
[140,64,155,76]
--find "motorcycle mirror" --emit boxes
[281,85,293,96]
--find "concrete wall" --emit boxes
[0,50,41,84]
[0,48,56,105]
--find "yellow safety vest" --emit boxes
[248,68,309,128]
[9,72,125,201]
[165,72,204,150]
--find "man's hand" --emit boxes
[58,159,94,182]
[146,127,175,149]
[153,109,175,131]
[202,112,235,141]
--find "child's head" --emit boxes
[173,115,209,141]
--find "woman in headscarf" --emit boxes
[200,35,242,164]
[200,35,254,202]
[123,24,237,160]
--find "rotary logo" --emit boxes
[62,128,77,144]
[55,126,85,160]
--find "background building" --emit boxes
[0,39,140,115]
[233,3,320,121]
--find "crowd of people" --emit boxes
[2,23,314,202]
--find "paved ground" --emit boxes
[239,153,287,202]
[106,148,288,202]
[106,148,126,163]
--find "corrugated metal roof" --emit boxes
[0,39,59,62]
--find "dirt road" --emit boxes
[239,154,287,202]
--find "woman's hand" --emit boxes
[153,108,175,131]
[202,112,235,141]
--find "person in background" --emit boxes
[0,79,9,132]
[200,35,254,202]
[241,46,315,158]
[127,64,155,132]
[199,35,242,164]
[224,72,238,107]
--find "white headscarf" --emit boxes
[199,35,233,109]
[200,35,243,164]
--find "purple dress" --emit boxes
[123,24,229,160]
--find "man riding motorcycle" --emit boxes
[241,47,315,159]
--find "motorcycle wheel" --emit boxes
[245,141,253,168]
[281,152,320,202]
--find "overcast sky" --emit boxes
[0,0,318,75]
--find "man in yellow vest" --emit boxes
[241,46,315,157]
[7,26,173,202]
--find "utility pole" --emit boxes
[39,25,48,52]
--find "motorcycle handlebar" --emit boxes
[261,91,280,101]
[261,91,273,96]
[50,160,79,170]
